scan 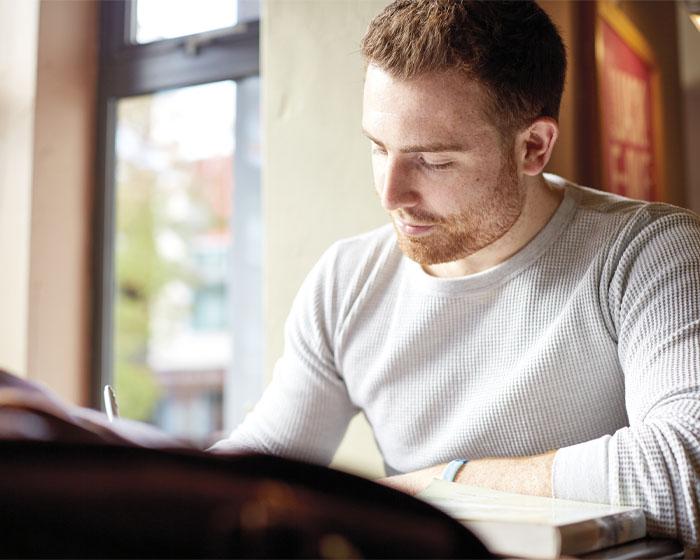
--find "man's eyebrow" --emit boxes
[362,128,466,153]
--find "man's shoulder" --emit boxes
[296,223,402,320]
[547,173,646,215]
[303,223,401,293]
[322,223,399,269]
[544,175,700,269]
[546,173,699,226]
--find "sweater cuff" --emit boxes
[552,434,612,504]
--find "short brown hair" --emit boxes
[360,0,567,139]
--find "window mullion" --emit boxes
[101,23,259,99]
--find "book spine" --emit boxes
[559,510,647,556]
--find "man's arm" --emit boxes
[380,450,557,497]
[210,242,359,462]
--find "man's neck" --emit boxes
[424,175,564,278]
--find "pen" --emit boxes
[104,384,119,423]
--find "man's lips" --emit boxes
[394,217,435,237]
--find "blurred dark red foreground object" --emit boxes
[0,441,490,558]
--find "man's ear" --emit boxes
[517,117,559,176]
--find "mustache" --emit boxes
[393,209,446,225]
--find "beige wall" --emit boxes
[0,0,40,377]
[263,0,389,477]
[27,0,98,405]
[0,0,97,404]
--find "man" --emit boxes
[212,0,700,548]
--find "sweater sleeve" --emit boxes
[553,207,700,549]
[209,244,359,465]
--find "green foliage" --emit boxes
[113,166,163,421]
[114,360,162,422]
[112,91,227,429]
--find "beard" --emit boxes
[391,153,524,266]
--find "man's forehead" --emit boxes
[364,65,489,120]
[362,65,497,150]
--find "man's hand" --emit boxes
[379,450,557,497]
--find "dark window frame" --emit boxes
[91,0,260,409]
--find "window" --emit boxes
[133,0,238,44]
[93,0,262,446]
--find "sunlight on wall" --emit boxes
[0,0,40,377]
[263,0,390,478]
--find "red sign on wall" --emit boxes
[597,3,661,201]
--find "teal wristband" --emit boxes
[441,459,468,482]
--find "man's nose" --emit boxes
[381,157,419,212]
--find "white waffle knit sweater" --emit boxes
[213,175,700,547]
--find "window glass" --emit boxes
[113,79,261,444]
[133,0,260,44]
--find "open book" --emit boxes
[0,369,191,449]
[417,478,646,559]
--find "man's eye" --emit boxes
[421,158,453,170]
[372,146,387,156]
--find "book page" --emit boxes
[417,478,642,526]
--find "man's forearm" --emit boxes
[380,450,557,497]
